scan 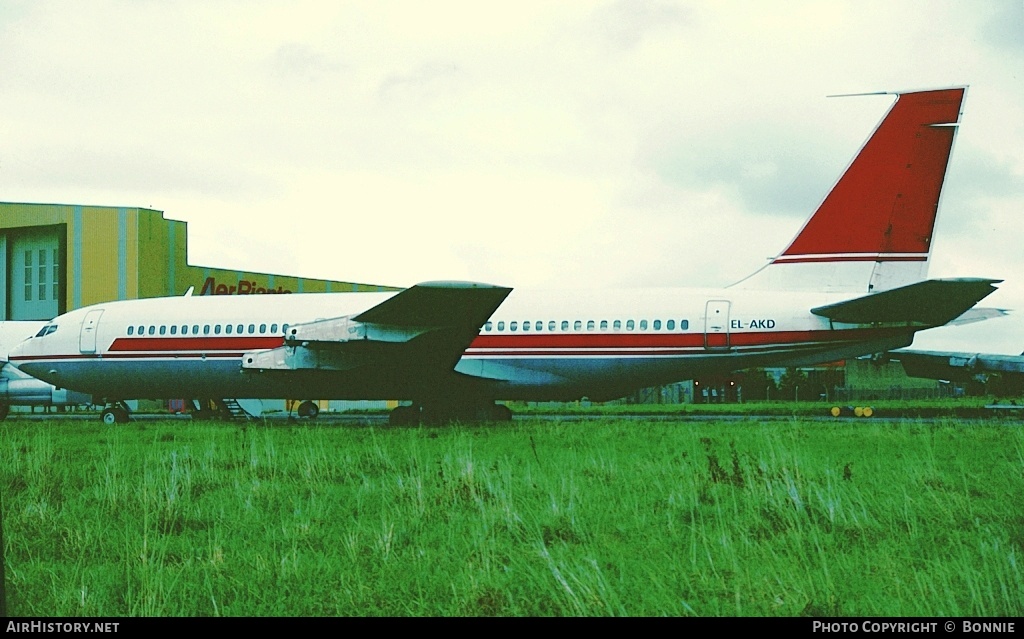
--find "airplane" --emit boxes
[0,321,92,420]
[8,86,1003,425]
[889,348,1024,395]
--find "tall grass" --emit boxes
[1,417,1021,616]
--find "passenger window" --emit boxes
[259,324,267,334]
[137,325,144,335]
[182,325,188,335]
[640,320,648,330]
[667,320,675,330]
[510,321,518,332]
[170,325,177,335]
[548,321,555,331]
[573,320,582,331]
[214,325,221,335]
[203,325,211,335]
[159,326,167,335]
[600,320,608,331]
[680,319,689,330]
[653,320,662,330]
[148,326,156,335]
[127,326,134,336]
[192,325,200,335]
[484,322,492,331]
[497,321,505,331]
[586,320,595,331]
[271,324,278,333]
[225,324,233,334]
[561,320,569,331]
[626,320,635,330]
[248,324,255,334]
[613,320,621,330]
[522,321,529,332]
[535,321,543,331]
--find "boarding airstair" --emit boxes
[219,399,255,421]
[191,398,259,421]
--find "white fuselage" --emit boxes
[9,287,916,402]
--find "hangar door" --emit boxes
[9,228,62,321]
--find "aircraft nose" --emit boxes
[7,331,57,384]
[7,336,34,366]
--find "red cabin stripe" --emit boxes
[12,328,907,364]
[109,336,285,352]
[468,327,903,350]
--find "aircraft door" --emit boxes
[79,309,104,354]
[704,300,731,349]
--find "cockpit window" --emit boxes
[34,324,58,338]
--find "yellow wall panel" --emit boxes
[137,210,160,298]
[76,208,120,306]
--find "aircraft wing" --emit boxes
[810,278,1000,326]
[242,281,511,375]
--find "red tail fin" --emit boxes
[737,87,965,292]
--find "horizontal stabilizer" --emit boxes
[354,281,512,329]
[811,278,1000,326]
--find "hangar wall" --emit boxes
[1,202,398,321]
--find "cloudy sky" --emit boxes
[2,1,1022,353]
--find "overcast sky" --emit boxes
[2,1,1022,354]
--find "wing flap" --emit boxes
[811,278,1000,325]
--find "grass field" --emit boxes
[2,416,1022,616]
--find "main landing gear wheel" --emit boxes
[100,407,129,424]
[296,400,320,419]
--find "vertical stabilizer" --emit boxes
[734,87,965,293]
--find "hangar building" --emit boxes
[1,202,396,321]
